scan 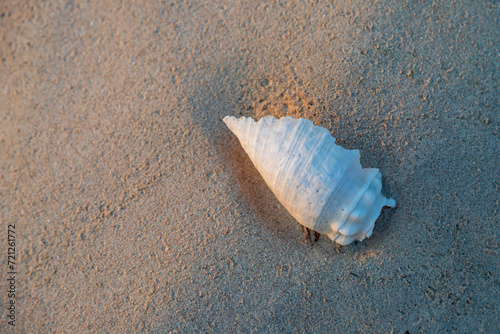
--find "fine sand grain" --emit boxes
[1,0,498,332]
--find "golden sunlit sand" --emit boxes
[1,0,497,332]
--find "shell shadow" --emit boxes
[180,64,304,244]
[369,199,398,245]
[218,128,303,243]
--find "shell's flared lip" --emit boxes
[324,197,395,245]
[322,173,396,245]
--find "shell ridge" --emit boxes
[246,117,258,159]
[276,118,316,203]
[314,161,353,232]
[315,157,378,235]
[281,128,331,215]
[283,118,326,204]
[256,118,277,172]
[272,118,310,197]
[335,170,381,239]
[252,116,274,175]
[251,118,266,168]
[344,167,380,221]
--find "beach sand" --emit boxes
[1,0,498,332]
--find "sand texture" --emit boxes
[1,0,498,332]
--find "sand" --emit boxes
[1,0,498,332]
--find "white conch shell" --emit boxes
[224,115,396,245]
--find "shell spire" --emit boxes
[224,115,396,245]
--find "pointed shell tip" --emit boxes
[223,115,239,129]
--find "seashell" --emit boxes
[223,115,396,245]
